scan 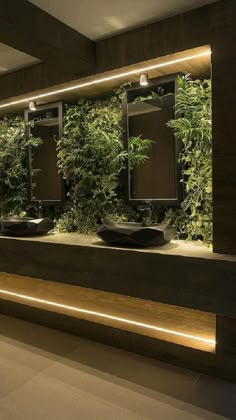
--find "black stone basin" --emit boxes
[0,217,54,237]
[97,222,175,247]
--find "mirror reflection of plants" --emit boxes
[133,87,164,103]
[0,116,42,217]
[129,136,153,169]
[167,75,212,242]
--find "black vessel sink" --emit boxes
[97,222,175,247]
[0,217,54,237]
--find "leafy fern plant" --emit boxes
[129,136,153,169]
[57,96,127,232]
[0,116,42,216]
[167,75,212,242]
[57,91,153,233]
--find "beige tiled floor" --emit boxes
[0,315,235,420]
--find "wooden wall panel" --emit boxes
[0,62,86,101]
[96,6,211,72]
[0,0,95,78]
[210,0,236,253]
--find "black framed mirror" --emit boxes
[24,102,64,206]
[123,74,183,206]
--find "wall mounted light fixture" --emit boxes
[29,101,37,111]
[139,73,148,86]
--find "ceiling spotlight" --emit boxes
[29,101,37,111]
[139,73,148,86]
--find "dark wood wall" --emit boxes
[0,0,95,100]
[210,1,236,254]
[96,5,211,72]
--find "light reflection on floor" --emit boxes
[0,314,235,420]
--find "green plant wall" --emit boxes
[57,75,212,241]
[167,75,212,242]
[0,116,42,216]
[0,75,212,243]
[57,94,127,232]
[56,89,152,232]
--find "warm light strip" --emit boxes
[0,50,211,109]
[0,288,215,345]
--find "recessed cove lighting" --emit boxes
[0,50,211,110]
[0,288,216,346]
[140,73,148,86]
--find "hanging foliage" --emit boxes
[0,116,42,216]
[167,75,212,242]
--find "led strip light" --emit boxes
[0,288,215,345]
[0,50,211,110]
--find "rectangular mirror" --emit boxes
[123,75,183,205]
[24,102,64,205]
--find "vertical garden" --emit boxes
[167,75,212,242]
[0,75,212,242]
[0,116,41,217]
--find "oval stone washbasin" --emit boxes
[97,222,175,247]
[0,216,54,237]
